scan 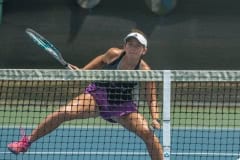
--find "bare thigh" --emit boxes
[58,93,100,120]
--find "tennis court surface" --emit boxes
[1,127,240,160]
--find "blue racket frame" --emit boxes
[25,28,70,69]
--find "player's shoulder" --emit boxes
[140,60,151,70]
[106,47,123,56]
[103,47,123,64]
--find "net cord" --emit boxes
[1,69,240,81]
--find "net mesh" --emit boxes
[1,69,240,160]
[171,81,240,160]
[0,69,162,160]
[170,70,240,160]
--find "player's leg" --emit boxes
[8,93,99,154]
[116,112,163,160]
[29,93,99,142]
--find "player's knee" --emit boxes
[138,126,154,141]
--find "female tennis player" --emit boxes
[8,29,163,160]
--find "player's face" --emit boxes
[124,38,147,56]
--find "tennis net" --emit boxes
[1,69,240,160]
[0,69,163,160]
[170,70,240,160]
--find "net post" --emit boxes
[163,70,171,160]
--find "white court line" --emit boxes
[1,151,239,156]
[172,152,240,156]
[1,151,148,155]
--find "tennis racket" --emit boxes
[25,28,71,69]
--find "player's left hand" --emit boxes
[151,119,161,129]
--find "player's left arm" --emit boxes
[140,60,161,129]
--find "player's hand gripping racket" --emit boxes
[25,28,73,69]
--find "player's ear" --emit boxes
[142,47,147,55]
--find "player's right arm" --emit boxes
[82,48,122,70]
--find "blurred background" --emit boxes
[0,0,239,69]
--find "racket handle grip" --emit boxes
[65,64,71,69]
[66,63,81,70]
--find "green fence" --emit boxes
[0,0,3,24]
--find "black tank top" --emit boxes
[95,52,141,104]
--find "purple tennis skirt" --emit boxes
[84,83,137,123]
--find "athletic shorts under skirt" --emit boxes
[84,83,137,123]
